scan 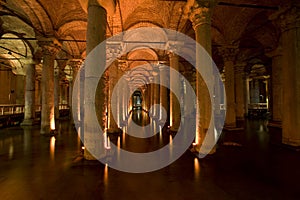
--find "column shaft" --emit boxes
[22,63,36,125]
[54,67,60,119]
[159,66,169,122]
[169,53,181,132]
[189,1,216,153]
[274,5,300,146]
[219,47,238,127]
[84,1,107,159]
[235,66,246,120]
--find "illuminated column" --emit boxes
[118,61,129,123]
[15,75,25,105]
[83,0,110,160]
[271,3,300,146]
[21,59,38,126]
[54,64,60,119]
[108,63,119,133]
[168,44,181,132]
[235,63,246,120]
[38,38,61,134]
[35,80,41,107]
[266,47,283,123]
[159,65,169,122]
[218,46,238,128]
[188,0,216,153]
[153,71,160,119]
[68,59,82,123]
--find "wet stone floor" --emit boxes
[0,118,299,200]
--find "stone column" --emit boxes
[153,71,160,119]
[218,46,238,128]
[188,0,216,153]
[108,63,119,133]
[244,77,250,116]
[68,59,82,122]
[54,65,60,119]
[38,38,61,134]
[159,65,169,123]
[35,80,41,109]
[21,60,38,126]
[266,47,283,123]
[15,75,25,105]
[168,43,181,132]
[235,63,246,120]
[84,0,108,160]
[250,79,260,103]
[271,3,300,146]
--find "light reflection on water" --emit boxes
[194,158,200,181]
[50,136,56,161]
[9,138,14,160]
[104,163,109,186]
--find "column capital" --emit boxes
[234,62,246,74]
[106,42,123,63]
[184,0,216,29]
[218,46,239,62]
[265,46,283,58]
[158,64,169,71]
[67,59,83,70]
[270,3,300,32]
[37,37,61,56]
[166,41,184,57]
[117,60,128,72]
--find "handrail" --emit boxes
[0,104,70,116]
[248,103,268,110]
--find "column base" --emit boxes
[21,119,38,126]
[223,124,243,131]
[282,137,300,149]
[169,127,179,133]
[107,128,122,134]
[84,150,97,160]
[236,117,245,121]
[190,144,216,157]
[268,120,282,128]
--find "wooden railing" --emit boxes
[248,103,268,110]
[0,104,69,116]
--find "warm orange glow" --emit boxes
[195,131,199,146]
[107,137,111,149]
[104,164,109,186]
[170,101,173,127]
[50,116,55,130]
[194,158,200,180]
[117,136,121,148]
[159,125,163,146]
[50,136,56,160]
[104,131,110,149]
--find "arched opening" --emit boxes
[132,90,142,110]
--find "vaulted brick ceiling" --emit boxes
[0,0,285,72]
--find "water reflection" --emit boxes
[104,163,109,186]
[9,138,14,160]
[50,136,56,161]
[194,158,200,181]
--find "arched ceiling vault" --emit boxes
[0,0,285,77]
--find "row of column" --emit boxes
[21,38,81,135]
